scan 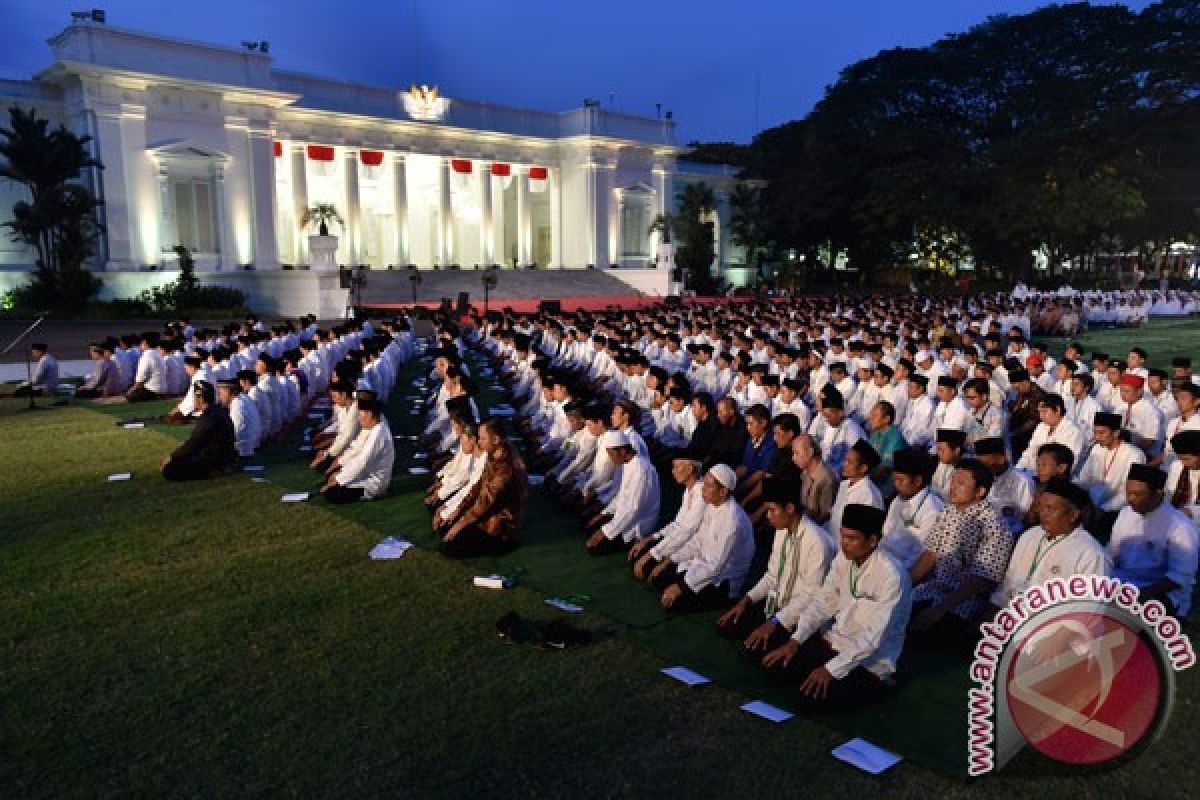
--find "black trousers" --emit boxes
[907,601,982,653]
[127,386,159,403]
[162,459,217,482]
[439,524,518,559]
[74,387,103,399]
[763,634,889,711]
[667,579,733,614]
[716,602,768,640]
[323,484,365,504]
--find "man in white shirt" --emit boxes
[321,397,395,503]
[815,385,865,476]
[718,475,836,651]
[974,436,1035,535]
[1161,383,1200,468]
[827,440,884,538]
[1078,412,1146,537]
[901,374,936,449]
[881,448,945,576]
[127,334,168,402]
[656,464,755,613]
[1166,430,1200,521]
[218,377,261,459]
[311,382,358,472]
[760,503,913,709]
[931,376,969,434]
[584,431,661,555]
[1108,464,1198,617]
[1116,373,1165,459]
[10,342,58,397]
[1015,394,1086,474]
[990,478,1110,610]
[630,458,707,580]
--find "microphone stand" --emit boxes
[0,314,50,411]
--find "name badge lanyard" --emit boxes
[1026,532,1066,581]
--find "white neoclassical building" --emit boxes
[0,17,748,311]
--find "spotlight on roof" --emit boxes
[71,9,105,23]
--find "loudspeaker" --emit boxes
[457,292,470,315]
[439,297,453,314]
[671,267,683,282]
[338,269,353,289]
[539,299,562,314]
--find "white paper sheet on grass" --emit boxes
[831,738,902,774]
[661,666,711,686]
[243,465,265,472]
[369,536,414,560]
[281,492,310,503]
[408,467,430,475]
[740,701,793,723]
[122,422,145,429]
[544,597,584,613]
[107,472,132,482]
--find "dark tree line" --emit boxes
[695,1,1200,282]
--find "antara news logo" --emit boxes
[967,576,1194,775]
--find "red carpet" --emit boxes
[361,294,763,315]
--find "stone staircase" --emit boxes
[357,268,645,305]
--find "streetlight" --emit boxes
[482,267,499,314]
[407,266,422,306]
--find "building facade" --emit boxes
[0,17,747,289]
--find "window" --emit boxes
[169,178,218,253]
[621,202,648,257]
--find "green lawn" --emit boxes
[2,324,1199,799]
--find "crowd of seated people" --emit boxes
[69,290,1200,712]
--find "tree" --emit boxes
[674,183,717,294]
[0,105,103,310]
[729,182,766,273]
[301,203,344,236]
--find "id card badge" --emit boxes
[765,589,779,618]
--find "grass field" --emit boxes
[2,320,1199,799]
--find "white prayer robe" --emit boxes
[881,487,945,571]
[1166,460,1200,520]
[1078,442,1146,512]
[828,477,884,539]
[746,515,835,628]
[648,480,707,561]
[601,455,662,542]
[788,548,913,681]
[134,348,168,394]
[1108,501,1199,616]
[335,419,395,500]
[673,498,756,597]
[991,526,1110,607]
[228,393,260,457]
[1016,419,1086,474]
[986,467,1037,534]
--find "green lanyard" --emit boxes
[849,561,864,599]
[903,491,929,527]
[765,526,800,617]
[1026,532,1065,581]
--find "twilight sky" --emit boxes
[0,0,1153,143]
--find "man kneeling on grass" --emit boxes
[320,396,395,504]
[653,464,755,613]
[436,418,528,558]
[161,380,236,481]
[760,503,913,709]
[716,475,835,652]
[583,430,661,555]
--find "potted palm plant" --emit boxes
[301,203,343,271]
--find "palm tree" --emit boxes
[648,213,673,245]
[0,105,104,309]
[301,203,344,236]
[675,183,718,293]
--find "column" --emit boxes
[550,168,562,268]
[492,175,506,267]
[214,164,236,271]
[591,162,611,268]
[479,166,493,265]
[247,126,280,269]
[439,157,453,266]
[156,163,171,263]
[344,150,361,265]
[91,108,135,269]
[290,146,308,264]
[393,155,409,266]
[517,171,532,266]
